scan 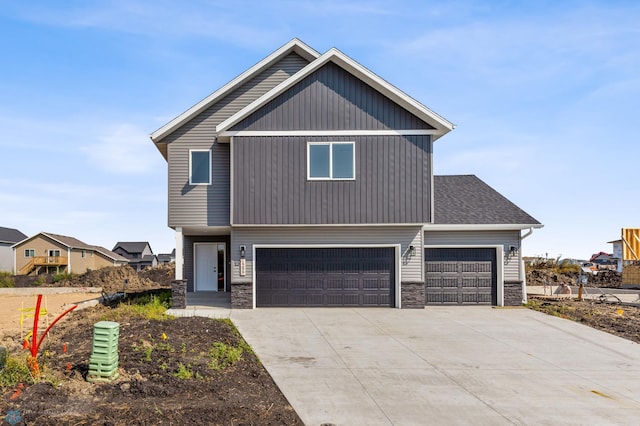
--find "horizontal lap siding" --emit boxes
[232,62,434,131]
[424,231,521,281]
[166,53,309,227]
[230,226,422,284]
[233,135,431,224]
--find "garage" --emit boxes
[255,247,395,307]
[424,248,497,305]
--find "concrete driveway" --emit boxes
[231,307,640,426]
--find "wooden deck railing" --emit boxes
[19,256,69,275]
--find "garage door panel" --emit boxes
[256,247,394,307]
[425,248,497,306]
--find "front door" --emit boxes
[194,243,226,291]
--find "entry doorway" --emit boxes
[194,243,226,291]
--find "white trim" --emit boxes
[424,244,505,307]
[424,224,544,231]
[216,48,454,139]
[67,247,72,273]
[219,129,439,139]
[230,137,234,226]
[252,243,402,309]
[188,149,212,185]
[232,223,428,228]
[307,141,355,180]
[175,227,183,280]
[150,38,320,142]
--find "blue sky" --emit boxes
[1,0,638,259]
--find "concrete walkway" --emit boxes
[231,307,640,426]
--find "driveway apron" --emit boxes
[231,307,640,426]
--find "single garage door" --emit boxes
[424,248,497,305]
[255,247,395,307]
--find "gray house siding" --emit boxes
[424,230,521,281]
[233,135,431,224]
[0,244,13,272]
[230,226,422,284]
[166,53,309,227]
[232,62,435,131]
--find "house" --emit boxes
[112,242,157,271]
[150,39,542,308]
[0,226,28,273]
[608,239,623,273]
[157,249,176,265]
[13,232,128,275]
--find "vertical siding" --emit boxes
[232,62,434,131]
[166,53,309,227]
[233,135,431,224]
[424,231,521,280]
[230,226,422,283]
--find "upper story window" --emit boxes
[189,149,212,185]
[24,249,34,258]
[307,142,355,180]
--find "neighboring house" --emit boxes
[157,249,176,265]
[112,242,157,271]
[0,227,28,273]
[150,39,542,308]
[13,232,128,275]
[607,240,623,272]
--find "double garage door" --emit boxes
[425,248,497,305]
[255,247,394,307]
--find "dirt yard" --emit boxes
[527,297,640,344]
[0,297,302,425]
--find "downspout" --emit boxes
[520,228,534,304]
[67,247,72,274]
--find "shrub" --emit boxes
[0,272,14,288]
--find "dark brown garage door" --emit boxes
[255,247,394,307]
[424,248,497,305]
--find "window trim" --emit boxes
[307,141,356,181]
[48,249,61,257]
[189,149,212,185]
[24,249,35,258]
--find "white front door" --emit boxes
[194,243,225,291]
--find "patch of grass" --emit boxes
[173,362,193,379]
[0,272,14,288]
[0,356,33,388]
[52,272,74,283]
[101,291,173,321]
[143,347,153,362]
[208,341,244,370]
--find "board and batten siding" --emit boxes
[231,62,435,131]
[230,226,423,284]
[166,53,309,227]
[424,230,521,281]
[233,135,431,224]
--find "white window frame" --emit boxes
[189,149,212,185]
[48,249,61,257]
[307,141,355,181]
[24,249,35,258]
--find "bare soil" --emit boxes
[2,265,300,425]
[526,268,622,288]
[0,300,302,425]
[527,297,640,344]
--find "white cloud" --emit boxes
[84,123,161,174]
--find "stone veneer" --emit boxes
[401,281,425,309]
[171,280,187,309]
[231,282,253,309]
[503,280,523,306]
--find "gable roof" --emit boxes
[433,175,541,228]
[0,226,27,244]
[112,241,152,255]
[216,47,454,140]
[13,232,128,262]
[150,38,320,144]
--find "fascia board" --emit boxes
[150,38,320,143]
[424,224,544,231]
[216,48,455,136]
